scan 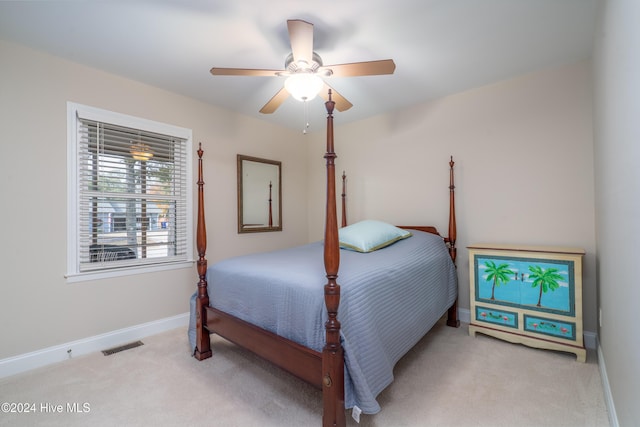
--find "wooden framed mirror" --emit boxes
[237,155,282,233]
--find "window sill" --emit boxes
[65,260,195,283]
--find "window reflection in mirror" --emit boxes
[237,155,282,233]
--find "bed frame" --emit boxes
[193,91,459,427]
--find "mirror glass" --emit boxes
[237,155,282,233]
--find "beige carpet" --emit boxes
[0,319,609,427]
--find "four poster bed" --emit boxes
[189,92,459,427]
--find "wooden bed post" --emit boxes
[195,143,212,360]
[268,181,273,227]
[322,91,346,427]
[446,156,460,328]
[447,156,457,263]
[341,171,347,228]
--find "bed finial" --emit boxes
[325,89,335,116]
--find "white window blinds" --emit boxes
[67,103,192,279]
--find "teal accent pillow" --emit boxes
[339,220,412,253]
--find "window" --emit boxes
[67,103,193,282]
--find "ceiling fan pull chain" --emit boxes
[302,97,310,134]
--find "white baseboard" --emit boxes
[457,308,597,349]
[459,307,471,324]
[0,313,189,379]
[597,341,619,427]
[583,331,597,350]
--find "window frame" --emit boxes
[66,102,194,283]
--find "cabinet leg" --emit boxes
[468,325,477,338]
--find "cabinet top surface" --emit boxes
[468,243,585,255]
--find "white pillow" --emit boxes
[339,220,412,253]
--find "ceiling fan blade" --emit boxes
[319,82,353,112]
[210,67,282,77]
[287,19,314,64]
[320,59,396,77]
[259,87,290,114]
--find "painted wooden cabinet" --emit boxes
[468,243,586,362]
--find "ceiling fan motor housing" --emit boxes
[284,52,332,76]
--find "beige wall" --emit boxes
[0,40,308,359]
[593,0,640,424]
[308,61,597,333]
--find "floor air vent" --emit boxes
[102,341,144,356]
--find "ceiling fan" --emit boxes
[210,19,396,114]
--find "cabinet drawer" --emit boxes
[523,314,577,341]
[474,306,518,329]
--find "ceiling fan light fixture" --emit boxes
[130,142,153,162]
[284,73,323,102]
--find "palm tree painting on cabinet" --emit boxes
[474,255,575,316]
[527,265,565,308]
[483,260,515,300]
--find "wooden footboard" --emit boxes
[206,306,323,387]
[193,92,458,427]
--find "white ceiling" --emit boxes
[0,0,597,132]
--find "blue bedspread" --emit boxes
[188,230,457,414]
